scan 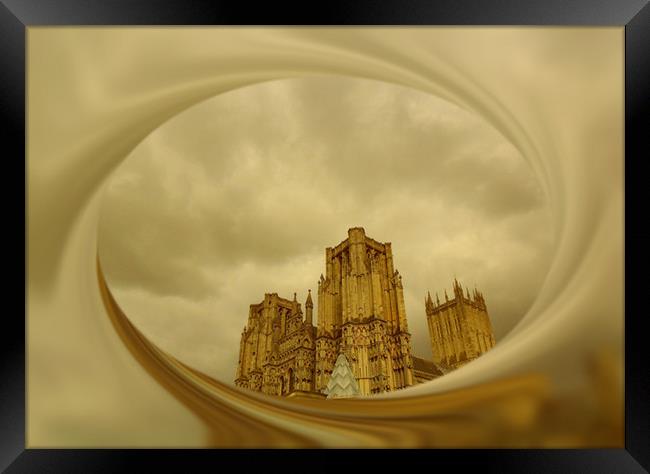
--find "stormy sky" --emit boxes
[98,76,554,383]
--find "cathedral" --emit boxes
[234,227,496,398]
[425,278,496,370]
[234,292,316,396]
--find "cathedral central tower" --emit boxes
[315,227,414,395]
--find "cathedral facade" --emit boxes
[425,278,496,370]
[234,228,495,398]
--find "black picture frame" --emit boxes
[6,0,648,471]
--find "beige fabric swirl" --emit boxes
[27,27,623,447]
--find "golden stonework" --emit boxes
[235,227,496,397]
[425,279,497,371]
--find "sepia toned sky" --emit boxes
[98,75,554,383]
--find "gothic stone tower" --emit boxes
[315,227,414,395]
[235,292,316,396]
[425,279,496,370]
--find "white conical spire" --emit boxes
[323,353,360,399]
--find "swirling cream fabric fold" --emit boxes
[27,28,623,447]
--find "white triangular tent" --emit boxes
[323,353,360,399]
